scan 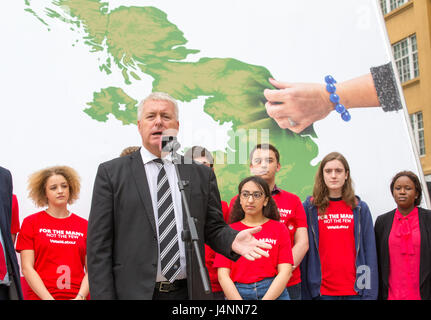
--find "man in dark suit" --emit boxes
[88,92,270,300]
[0,166,23,300]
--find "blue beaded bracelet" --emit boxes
[324,75,351,122]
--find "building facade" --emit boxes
[380,0,431,194]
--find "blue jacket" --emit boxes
[300,196,378,300]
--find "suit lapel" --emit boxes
[130,151,157,235]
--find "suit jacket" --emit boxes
[374,207,431,300]
[87,150,239,299]
[0,166,23,300]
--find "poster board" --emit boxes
[0,0,428,224]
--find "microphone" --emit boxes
[161,135,181,153]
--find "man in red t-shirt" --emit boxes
[228,144,308,300]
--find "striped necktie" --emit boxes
[153,158,181,282]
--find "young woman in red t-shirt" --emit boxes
[16,166,89,300]
[215,176,293,300]
[301,152,378,300]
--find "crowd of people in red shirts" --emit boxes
[1,143,430,300]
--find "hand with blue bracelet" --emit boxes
[264,73,380,134]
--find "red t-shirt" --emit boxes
[229,187,307,285]
[318,200,357,296]
[16,211,88,300]
[205,201,229,293]
[11,195,20,234]
[214,219,293,284]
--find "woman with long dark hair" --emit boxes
[214,176,293,300]
[301,152,378,300]
[375,171,431,300]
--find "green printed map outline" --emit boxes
[25,0,318,201]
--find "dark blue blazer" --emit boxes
[0,166,23,299]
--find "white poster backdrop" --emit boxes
[0,0,428,225]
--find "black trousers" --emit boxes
[0,285,9,300]
[152,281,189,300]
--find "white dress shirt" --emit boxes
[140,146,187,282]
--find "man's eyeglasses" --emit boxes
[240,191,264,200]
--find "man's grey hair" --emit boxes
[137,92,179,121]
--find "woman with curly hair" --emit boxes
[375,171,431,300]
[16,166,89,300]
[301,152,378,300]
[214,176,293,300]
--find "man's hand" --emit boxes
[231,226,272,261]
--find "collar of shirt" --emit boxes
[140,146,174,165]
[272,185,282,195]
[394,206,419,221]
[393,206,419,255]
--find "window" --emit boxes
[380,0,388,14]
[393,34,419,83]
[390,0,407,11]
[410,112,425,156]
[380,0,409,15]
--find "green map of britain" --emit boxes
[25,0,318,201]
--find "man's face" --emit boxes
[138,99,179,157]
[249,148,280,182]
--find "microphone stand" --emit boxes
[170,150,211,297]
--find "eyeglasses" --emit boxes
[240,191,264,200]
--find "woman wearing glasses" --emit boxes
[300,152,378,300]
[214,176,293,300]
